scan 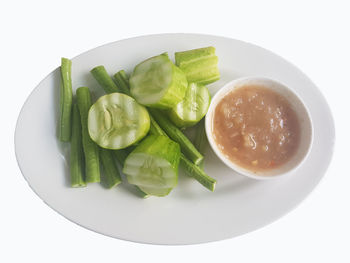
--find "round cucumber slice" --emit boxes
[168,83,211,128]
[88,93,150,149]
[123,135,181,197]
[129,53,188,109]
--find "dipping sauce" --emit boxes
[213,85,300,172]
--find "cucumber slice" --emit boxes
[175,47,220,85]
[129,53,188,109]
[168,83,211,128]
[88,93,150,150]
[123,135,181,197]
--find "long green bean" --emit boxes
[180,154,215,191]
[194,119,208,155]
[76,87,100,183]
[70,103,86,187]
[100,148,122,188]
[113,149,129,165]
[90,66,119,94]
[149,115,167,136]
[59,58,73,142]
[113,70,131,95]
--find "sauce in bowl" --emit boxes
[213,85,300,172]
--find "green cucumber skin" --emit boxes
[155,63,188,109]
[113,148,150,198]
[128,135,181,173]
[123,135,181,196]
[100,148,122,189]
[175,46,216,65]
[70,103,86,187]
[168,83,211,128]
[76,87,101,183]
[130,53,188,109]
[59,57,73,142]
[175,47,220,85]
[182,58,220,85]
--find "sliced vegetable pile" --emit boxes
[58,47,220,197]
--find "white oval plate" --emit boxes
[15,34,335,245]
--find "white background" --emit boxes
[1,0,349,262]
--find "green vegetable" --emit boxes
[76,87,100,183]
[59,57,73,142]
[123,135,181,197]
[180,155,215,191]
[88,93,150,149]
[168,82,211,128]
[149,109,203,165]
[90,66,119,94]
[148,117,215,191]
[114,70,131,95]
[130,53,188,109]
[194,119,208,156]
[114,72,167,137]
[133,186,151,198]
[175,47,220,85]
[114,149,130,165]
[90,67,130,96]
[99,148,122,188]
[194,119,208,168]
[115,67,216,191]
[149,115,167,136]
[90,67,148,197]
[113,149,150,198]
[70,103,86,187]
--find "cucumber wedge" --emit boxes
[168,82,211,128]
[123,135,181,197]
[129,53,188,109]
[175,47,220,85]
[88,93,150,150]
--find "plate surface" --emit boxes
[15,34,335,245]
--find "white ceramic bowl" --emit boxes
[205,77,314,179]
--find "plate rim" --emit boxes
[14,33,336,245]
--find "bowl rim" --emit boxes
[205,76,314,180]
